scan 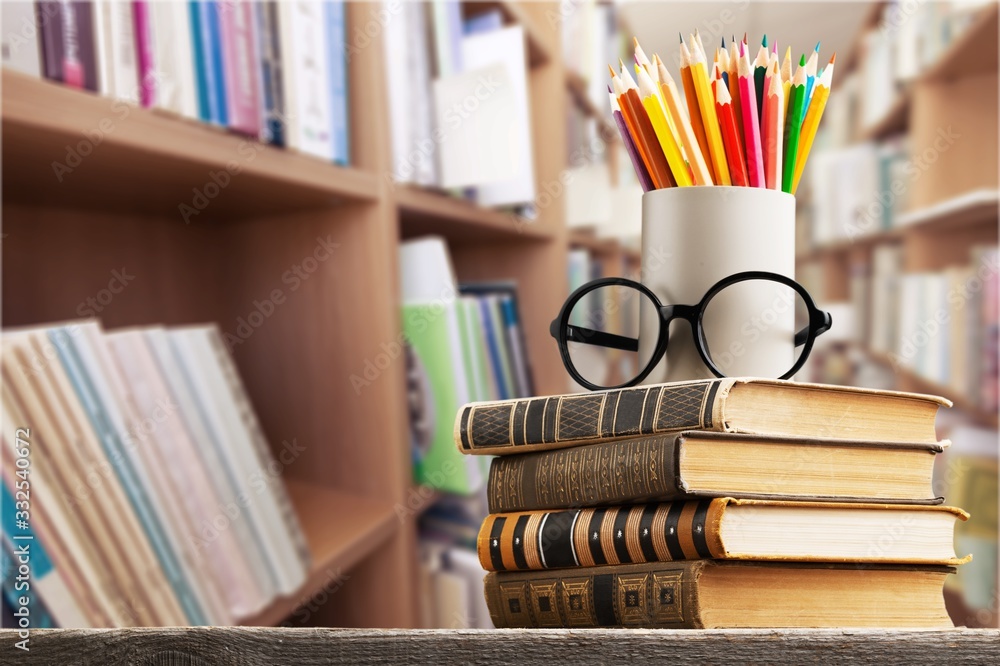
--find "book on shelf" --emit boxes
[454,378,948,456]
[478,499,969,572]
[1,320,310,627]
[400,238,534,495]
[4,0,350,166]
[484,431,949,513]
[484,560,957,629]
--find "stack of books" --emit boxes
[1,321,309,627]
[456,377,971,628]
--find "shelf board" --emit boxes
[396,185,554,242]
[462,1,552,68]
[858,90,910,142]
[241,480,399,627]
[2,71,378,218]
[861,346,999,429]
[568,228,618,255]
[923,3,999,82]
[797,189,999,262]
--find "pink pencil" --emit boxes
[738,44,765,188]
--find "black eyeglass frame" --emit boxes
[549,271,833,391]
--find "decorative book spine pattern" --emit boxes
[487,433,685,513]
[457,379,724,453]
[205,330,311,572]
[483,560,706,629]
[479,500,723,572]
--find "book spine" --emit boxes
[256,1,285,145]
[326,0,349,164]
[109,0,138,102]
[488,434,690,513]
[70,1,98,91]
[48,329,208,626]
[207,0,228,125]
[456,379,727,455]
[131,1,154,106]
[479,500,725,572]
[219,0,261,135]
[37,2,65,82]
[189,1,211,121]
[484,560,706,628]
[1,1,43,76]
[204,330,312,575]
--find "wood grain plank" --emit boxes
[1,628,998,665]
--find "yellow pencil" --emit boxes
[655,54,713,185]
[637,64,692,186]
[688,34,730,185]
[792,54,835,193]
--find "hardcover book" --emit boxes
[37,1,98,90]
[485,430,947,513]
[218,0,261,135]
[455,378,948,455]
[477,499,970,572]
[484,560,956,628]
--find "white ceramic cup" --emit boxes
[639,187,796,383]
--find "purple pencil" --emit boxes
[609,86,654,192]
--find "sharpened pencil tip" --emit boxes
[829,52,837,64]
[721,36,726,48]
[762,34,767,47]
[679,32,684,44]
[634,36,640,48]
[619,57,626,70]
[742,32,747,43]
[815,41,821,52]
[799,53,806,66]
[634,53,641,66]
[608,63,616,78]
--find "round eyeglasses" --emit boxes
[549,271,832,391]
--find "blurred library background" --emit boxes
[0,0,997,631]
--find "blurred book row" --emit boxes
[2,323,308,627]
[2,0,350,163]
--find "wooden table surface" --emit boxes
[2,627,1000,665]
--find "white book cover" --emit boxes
[383,0,412,182]
[460,25,536,206]
[405,0,436,186]
[150,0,198,118]
[279,1,333,159]
[145,328,276,612]
[1,1,41,76]
[168,327,307,595]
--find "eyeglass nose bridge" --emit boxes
[659,304,699,322]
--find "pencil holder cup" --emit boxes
[639,186,796,383]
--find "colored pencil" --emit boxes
[679,36,713,181]
[637,65,692,187]
[793,53,835,193]
[609,85,655,192]
[782,64,807,193]
[655,54,713,186]
[611,65,659,188]
[738,44,765,188]
[620,61,676,189]
[762,61,784,190]
[688,34,730,185]
[714,81,748,187]
[717,44,730,87]
[753,43,768,129]
[780,46,792,119]
[727,39,744,152]
[804,42,820,107]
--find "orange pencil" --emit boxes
[763,62,785,190]
[727,39,745,153]
[618,61,675,189]
[610,64,663,189]
[715,81,749,186]
[679,36,712,181]
[655,54,713,186]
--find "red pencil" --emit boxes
[714,81,749,187]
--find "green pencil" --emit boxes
[753,42,769,132]
[782,64,807,193]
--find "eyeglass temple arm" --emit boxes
[554,323,640,352]
[794,311,833,347]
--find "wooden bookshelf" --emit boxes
[923,3,999,82]
[0,1,571,630]
[565,69,617,140]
